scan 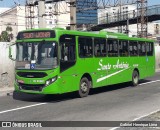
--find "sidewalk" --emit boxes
[156,69,160,72]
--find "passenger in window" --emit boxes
[97,50,100,56]
[64,53,68,61]
[102,50,106,56]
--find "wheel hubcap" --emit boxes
[134,74,138,84]
[81,82,88,93]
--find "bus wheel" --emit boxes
[78,77,90,98]
[132,70,139,86]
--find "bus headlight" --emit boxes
[45,76,57,86]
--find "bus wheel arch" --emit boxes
[78,73,92,98]
[81,73,92,88]
[132,68,139,86]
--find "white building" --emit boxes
[25,1,70,29]
[0,6,26,41]
[0,7,10,13]
[0,1,70,41]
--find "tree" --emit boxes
[0,26,13,42]
[6,26,12,32]
[0,31,9,42]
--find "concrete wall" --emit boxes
[155,45,160,70]
[0,42,15,88]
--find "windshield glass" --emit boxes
[16,41,58,70]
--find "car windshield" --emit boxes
[16,41,58,70]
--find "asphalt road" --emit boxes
[0,72,160,130]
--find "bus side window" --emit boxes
[138,42,146,56]
[108,39,118,57]
[129,41,138,56]
[78,37,93,58]
[119,40,128,57]
[146,42,153,56]
[94,38,106,57]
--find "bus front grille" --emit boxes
[17,72,47,78]
[18,83,45,91]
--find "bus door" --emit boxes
[59,34,78,93]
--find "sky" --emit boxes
[0,0,26,7]
[0,0,159,8]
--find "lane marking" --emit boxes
[110,109,160,130]
[0,103,47,114]
[133,109,160,121]
[139,80,160,86]
[110,80,160,130]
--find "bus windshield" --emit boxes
[16,41,58,70]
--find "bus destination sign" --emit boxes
[17,31,55,39]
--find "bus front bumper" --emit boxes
[14,82,61,95]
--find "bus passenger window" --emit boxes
[78,37,93,58]
[138,42,146,56]
[129,41,138,56]
[108,39,118,57]
[146,42,153,56]
[119,40,128,57]
[94,38,106,57]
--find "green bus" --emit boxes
[9,28,155,97]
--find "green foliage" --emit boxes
[0,26,13,42]
[6,26,13,32]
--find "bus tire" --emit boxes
[132,70,139,86]
[78,77,90,98]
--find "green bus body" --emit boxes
[14,28,155,96]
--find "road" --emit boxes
[0,72,160,130]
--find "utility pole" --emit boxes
[70,0,76,30]
[38,0,46,28]
[137,0,148,38]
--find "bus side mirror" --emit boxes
[9,43,16,61]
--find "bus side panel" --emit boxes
[137,57,148,79]
[93,58,108,88]
[106,57,132,85]
[147,56,155,77]
[59,64,80,94]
